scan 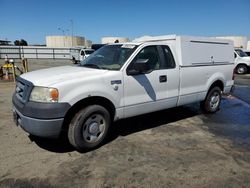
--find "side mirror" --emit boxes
[127,59,149,75]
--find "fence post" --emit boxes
[19,46,21,59]
[22,46,24,58]
[53,49,55,59]
[22,57,29,73]
[12,61,16,83]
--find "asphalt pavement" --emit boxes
[233,74,250,104]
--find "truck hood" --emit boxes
[237,56,250,65]
[20,65,108,86]
[242,56,250,61]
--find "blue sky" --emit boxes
[1,0,250,44]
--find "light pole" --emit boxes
[58,27,65,47]
[70,19,74,47]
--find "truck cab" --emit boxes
[79,49,95,61]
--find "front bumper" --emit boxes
[12,93,71,138]
[13,106,64,138]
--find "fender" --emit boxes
[205,72,225,92]
[60,82,122,108]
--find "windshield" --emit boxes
[235,49,248,57]
[80,44,138,70]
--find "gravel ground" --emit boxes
[0,59,250,188]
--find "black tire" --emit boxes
[201,86,222,113]
[236,64,248,74]
[71,57,79,64]
[68,105,111,151]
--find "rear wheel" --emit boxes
[68,105,111,151]
[236,64,248,74]
[201,86,222,113]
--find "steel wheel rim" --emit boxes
[238,67,245,74]
[82,114,106,143]
[209,91,220,110]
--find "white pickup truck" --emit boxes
[71,48,95,64]
[12,35,234,151]
[234,49,250,74]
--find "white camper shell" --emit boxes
[134,35,234,67]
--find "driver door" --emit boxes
[123,45,179,118]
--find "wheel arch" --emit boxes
[236,63,248,67]
[208,80,224,93]
[61,96,116,135]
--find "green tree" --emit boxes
[14,39,28,46]
[14,40,20,46]
[20,39,28,46]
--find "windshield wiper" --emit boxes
[82,64,101,69]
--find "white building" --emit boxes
[101,37,129,44]
[46,36,92,48]
[215,36,248,49]
[247,41,250,50]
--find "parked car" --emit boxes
[71,48,94,64]
[12,35,234,151]
[234,49,250,74]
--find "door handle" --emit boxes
[159,75,167,83]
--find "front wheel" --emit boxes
[236,64,248,74]
[68,105,111,151]
[201,87,222,113]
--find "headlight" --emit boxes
[29,86,59,103]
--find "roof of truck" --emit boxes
[107,35,233,47]
[132,35,177,43]
[104,35,177,46]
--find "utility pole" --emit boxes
[70,19,74,47]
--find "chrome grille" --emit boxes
[15,77,33,103]
[16,80,25,101]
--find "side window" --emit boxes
[234,52,237,58]
[134,46,160,70]
[161,46,176,69]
